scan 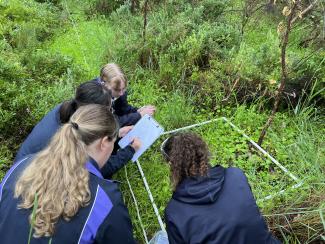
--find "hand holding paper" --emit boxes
[118,115,164,162]
[138,105,156,117]
[130,137,142,151]
[119,126,134,138]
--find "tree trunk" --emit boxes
[131,0,139,14]
[257,3,298,146]
[142,0,149,43]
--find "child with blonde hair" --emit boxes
[93,63,156,126]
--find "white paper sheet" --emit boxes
[118,115,164,162]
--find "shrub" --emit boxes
[233,31,281,83]
[0,0,61,49]
[0,49,27,82]
[0,75,78,153]
[21,50,77,84]
[87,0,125,17]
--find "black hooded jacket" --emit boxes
[165,166,281,244]
[91,77,141,127]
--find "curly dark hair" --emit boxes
[162,132,210,189]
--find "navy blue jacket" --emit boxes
[14,104,134,179]
[165,166,281,244]
[91,77,141,127]
[0,156,135,243]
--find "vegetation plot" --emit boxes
[0,0,324,243]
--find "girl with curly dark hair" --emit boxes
[161,132,280,244]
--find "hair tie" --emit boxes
[71,122,79,130]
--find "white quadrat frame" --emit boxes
[126,117,303,243]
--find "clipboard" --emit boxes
[118,114,164,162]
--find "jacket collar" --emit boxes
[85,157,103,179]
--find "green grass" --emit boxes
[28,193,38,244]
[1,1,324,243]
[50,19,115,78]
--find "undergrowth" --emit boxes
[1,0,324,243]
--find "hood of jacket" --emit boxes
[173,166,225,204]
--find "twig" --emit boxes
[264,208,325,217]
[142,0,149,43]
[291,0,319,25]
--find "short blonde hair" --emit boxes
[100,63,128,89]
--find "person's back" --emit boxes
[0,156,134,243]
[165,166,279,244]
[0,104,136,243]
[161,132,280,244]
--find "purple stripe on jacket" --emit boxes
[0,157,28,201]
[78,185,113,243]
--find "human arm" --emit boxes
[165,212,184,244]
[100,138,141,179]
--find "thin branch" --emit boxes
[291,0,319,24]
[142,0,149,43]
[258,2,298,146]
[241,2,268,35]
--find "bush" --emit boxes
[233,30,281,84]
[156,91,196,130]
[0,75,78,155]
[199,0,229,21]
[87,0,125,17]
[0,0,61,49]
[21,50,77,84]
[0,49,27,82]
[287,49,325,104]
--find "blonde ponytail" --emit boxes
[15,104,118,237]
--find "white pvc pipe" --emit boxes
[258,181,304,203]
[164,117,300,183]
[162,118,223,135]
[221,117,300,183]
[124,167,149,243]
[136,160,166,232]
[139,116,303,230]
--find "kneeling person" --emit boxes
[161,132,280,244]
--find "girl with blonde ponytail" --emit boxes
[15,81,141,180]
[0,104,136,244]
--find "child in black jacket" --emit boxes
[161,132,281,244]
[92,63,156,127]
[15,81,141,179]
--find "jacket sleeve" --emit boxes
[115,92,138,114]
[116,112,141,127]
[100,146,135,179]
[165,212,184,244]
[233,168,281,243]
[95,187,136,244]
[113,93,141,126]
